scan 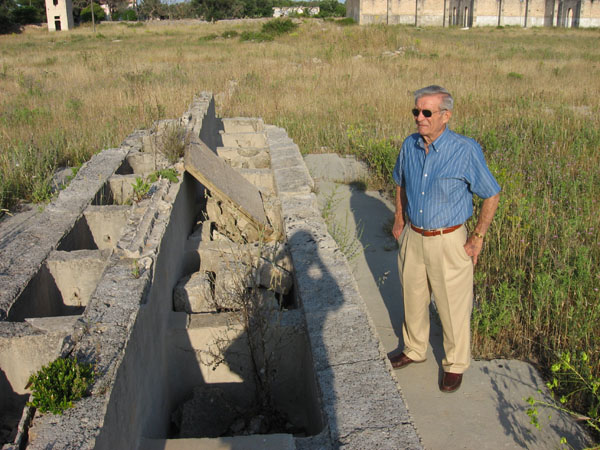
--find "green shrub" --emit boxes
[316,0,345,18]
[240,31,274,42]
[80,3,106,23]
[27,357,94,415]
[114,8,137,21]
[336,17,356,26]
[261,18,298,36]
[11,5,41,24]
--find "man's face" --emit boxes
[414,94,452,144]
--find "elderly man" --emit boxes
[389,85,500,393]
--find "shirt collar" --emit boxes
[417,127,450,153]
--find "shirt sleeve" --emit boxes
[465,140,501,199]
[393,142,405,187]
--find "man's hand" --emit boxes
[464,235,484,265]
[392,218,405,241]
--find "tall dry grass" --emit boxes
[1,19,600,435]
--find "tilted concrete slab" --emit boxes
[184,136,271,236]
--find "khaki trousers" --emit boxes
[398,224,473,374]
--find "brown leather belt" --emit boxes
[411,224,462,237]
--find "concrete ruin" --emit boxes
[346,0,600,28]
[0,93,422,449]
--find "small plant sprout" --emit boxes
[132,176,151,202]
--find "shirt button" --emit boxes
[421,192,425,195]
[424,173,428,177]
[419,210,423,213]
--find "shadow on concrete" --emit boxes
[483,364,591,450]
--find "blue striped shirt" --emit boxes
[393,127,501,229]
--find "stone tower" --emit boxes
[45,0,74,31]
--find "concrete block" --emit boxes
[272,166,314,196]
[214,260,251,310]
[83,205,130,250]
[237,168,275,195]
[45,249,110,307]
[221,117,265,133]
[173,271,214,313]
[220,132,267,148]
[216,147,271,169]
[126,151,157,175]
[317,360,420,447]
[106,174,138,205]
[303,305,381,371]
[185,137,270,235]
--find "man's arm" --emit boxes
[464,193,500,265]
[392,185,407,240]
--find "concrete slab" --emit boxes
[220,132,267,148]
[312,180,593,450]
[140,434,294,450]
[185,137,270,235]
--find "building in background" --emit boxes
[45,0,74,31]
[346,0,600,28]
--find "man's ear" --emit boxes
[442,110,452,124]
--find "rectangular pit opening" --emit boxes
[7,264,83,321]
[92,175,140,206]
[162,310,323,442]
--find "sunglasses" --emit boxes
[412,108,444,118]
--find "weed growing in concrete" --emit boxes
[131,259,141,279]
[147,168,179,184]
[159,123,190,164]
[26,357,94,415]
[132,176,151,202]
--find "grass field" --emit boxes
[1,19,599,440]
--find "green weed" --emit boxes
[26,357,94,415]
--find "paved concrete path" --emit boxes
[314,179,591,450]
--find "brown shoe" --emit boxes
[440,372,463,393]
[388,352,424,369]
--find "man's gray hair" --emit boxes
[414,85,454,111]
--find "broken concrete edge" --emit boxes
[266,125,424,449]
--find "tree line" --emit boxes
[0,0,345,33]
